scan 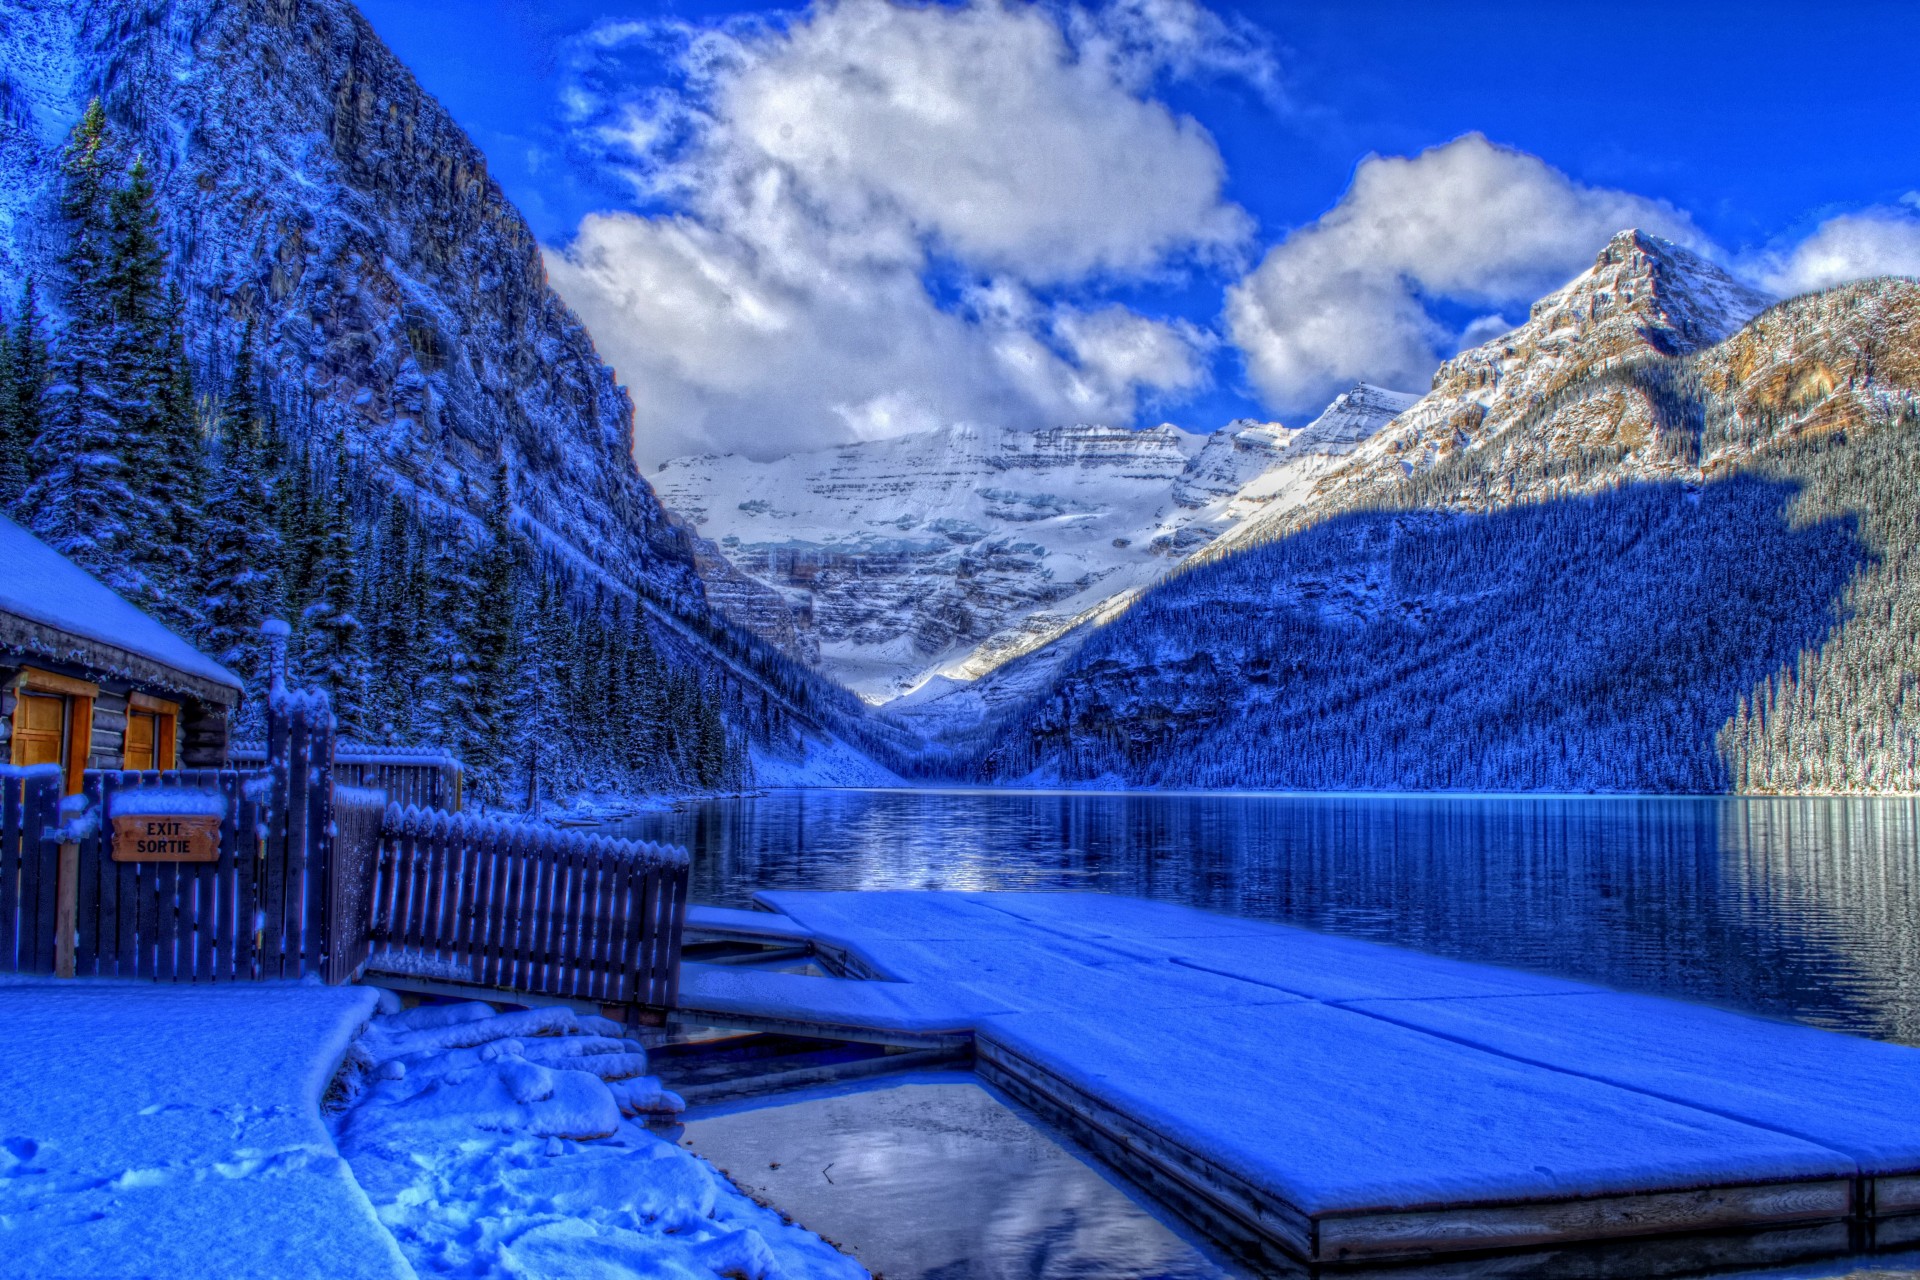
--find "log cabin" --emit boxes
[0,516,242,792]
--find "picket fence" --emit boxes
[366,806,688,1007]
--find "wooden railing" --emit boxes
[232,741,462,812]
[367,805,690,1008]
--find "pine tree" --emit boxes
[301,433,370,736]
[457,458,520,800]
[145,283,205,623]
[0,281,50,516]
[200,323,283,712]
[26,101,137,584]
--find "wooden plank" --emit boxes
[661,867,688,1009]
[452,812,485,972]
[303,730,331,976]
[211,773,237,980]
[520,830,551,995]
[506,826,538,992]
[606,855,633,1003]
[595,855,625,1005]
[260,710,290,981]
[555,839,584,1000]
[236,790,260,980]
[636,868,663,1007]
[423,809,451,962]
[0,775,20,972]
[394,814,420,954]
[478,823,514,988]
[629,867,660,1005]
[558,836,586,998]
[464,820,492,975]
[585,845,612,1001]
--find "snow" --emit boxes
[332,997,867,1280]
[0,515,242,691]
[750,736,905,789]
[718,891,1920,1220]
[653,393,1413,704]
[106,787,228,818]
[0,978,408,1280]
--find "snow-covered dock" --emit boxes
[677,892,1920,1268]
[0,979,410,1280]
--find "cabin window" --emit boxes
[124,694,179,773]
[9,668,98,794]
[12,692,68,769]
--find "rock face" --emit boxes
[0,0,698,606]
[654,391,1415,702]
[978,230,1920,794]
[1204,230,1773,560]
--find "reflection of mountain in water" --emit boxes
[620,791,1920,1045]
[1714,798,1920,1044]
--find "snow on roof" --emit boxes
[0,515,242,692]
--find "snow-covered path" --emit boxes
[0,978,410,1280]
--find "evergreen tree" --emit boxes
[301,433,370,736]
[200,323,282,708]
[26,101,136,584]
[144,282,204,622]
[457,458,520,799]
[0,282,50,516]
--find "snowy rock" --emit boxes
[332,999,857,1280]
[656,393,1413,704]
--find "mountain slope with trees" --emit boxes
[970,237,1920,793]
[0,0,887,802]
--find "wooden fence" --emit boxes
[0,766,63,974]
[231,742,462,812]
[67,686,336,981]
[2,687,690,1010]
[367,804,689,1007]
[327,784,387,985]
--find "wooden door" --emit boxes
[11,692,66,769]
[124,709,157,772]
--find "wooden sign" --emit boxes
[112,814,221,863]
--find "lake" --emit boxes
[607,788,1920,1046]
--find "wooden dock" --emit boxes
[674,892,1920,1272]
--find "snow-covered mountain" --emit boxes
[1203,230,1773,560]
[968,231,1920,794]
[0,0,698,603]
[653,384,1416,702]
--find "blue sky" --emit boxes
[358,0,1920,461]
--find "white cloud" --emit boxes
[548,0,1259,463]
[1753,206,1920,296]
[1224,133,1706,414]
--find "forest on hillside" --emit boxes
[0,103,863,805]
[968,296,1920,794]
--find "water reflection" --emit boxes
[676,1073,1243,1279]
[610,790,1920,1044]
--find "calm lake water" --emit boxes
[608,788,1920,1046]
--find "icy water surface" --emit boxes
[609,789,1920,1045]
[674,1072,1244,1280]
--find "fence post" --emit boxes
[53,839,77,979]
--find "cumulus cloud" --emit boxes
[1752,205,1920,296]
[1224,133,1707,415]
[547,0,1258,463]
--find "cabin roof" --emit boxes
[0,516,243,703]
